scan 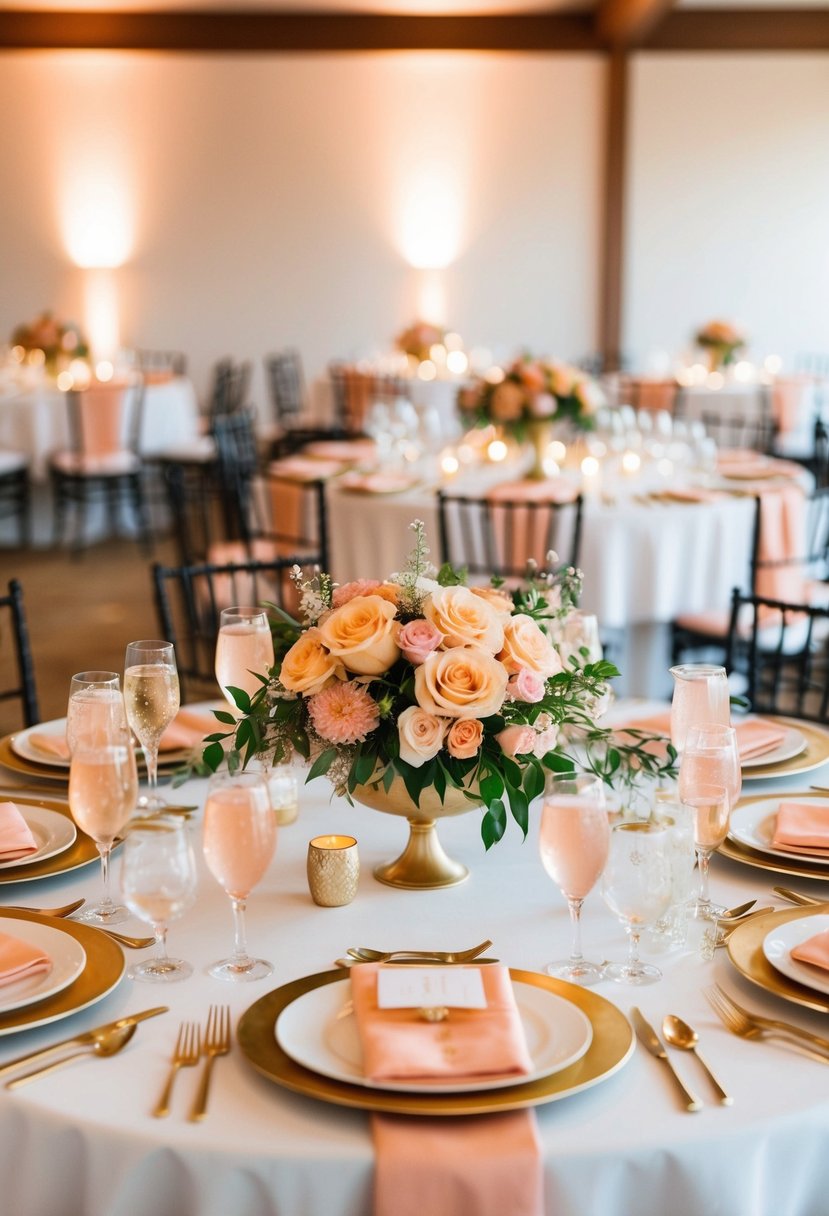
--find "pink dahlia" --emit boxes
[308,681,380,745]
[332,579,382,608]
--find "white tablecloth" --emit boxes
[1,713,828,1216]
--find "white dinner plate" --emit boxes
[762,914,829,998]
[728,796,829,867]
[739,720,807,769]
[11,719,72,768]
[0,918,87,1015]
[0,805,77,871]
[275,979,593,1094]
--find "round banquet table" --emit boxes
[1,709,829,1216]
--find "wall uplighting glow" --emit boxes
[62,169,134,270]
[397,172,461,270]
[84,270,120,361]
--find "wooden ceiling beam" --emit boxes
[644,9,829,52]
[595,0,675,48]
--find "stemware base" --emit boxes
[134,792,171,816]
[603,960,662,985]
[76,903,130,926]
[545,958,605,987]
[128,957,193,983]
[208,956,274,983]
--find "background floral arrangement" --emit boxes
[694,319,746,368]
[11,311,89,375]
[395,320,446,363]
[458,354,604,440]
[202,523,674,848]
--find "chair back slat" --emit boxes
[0,579,39,729]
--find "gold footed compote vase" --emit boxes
[352,773,480,889]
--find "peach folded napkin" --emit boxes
[339,471,417,495]
[615,711,671,738]
[772,801,829,855]
[0,802,38,860]
[302,438,377,463]
[791,929,829,973]
[351,963,533,1081]
[0,932,51,987]
[734,719,787,760]
[268,456,344,482]
[28,733,71,761]
[159,708,218,753]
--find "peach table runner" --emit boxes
[791,929,829,972]
[0,802,38,860]
[351,964,543,1216]
[772,801,829,856]
[0,932,51,987]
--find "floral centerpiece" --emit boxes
[11,311,89,377]
[694,320,746,371]
[458,355,605,479]
[201,522,674,885]
[395,320,446,363]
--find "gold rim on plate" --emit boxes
[0,908,125,1035]
[236,967,634,1116]
[0,795,101,884]
[0,734,188,783]
[726,905,829,1015]
[740,717,829,781]
[718,791,829,883]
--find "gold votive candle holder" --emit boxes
[307,835,359,907]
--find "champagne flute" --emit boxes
[203,770,276,981]
[669,663,730,755]
[215,607,274,712]
[602,821,672,984]
[538,772,610,986]
[679,723,741,920]
[120,818,198,982]
[66,671,125,756]
[68,742,138,925]
[124,640,180,814]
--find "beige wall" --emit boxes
[0,50,603,408]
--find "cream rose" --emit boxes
[279,628,342,695]
[397,706,446,768]
[446,718,483,760]
[318,595,400,676]
[470,586,515,619]
[415,646,508,720]
[499,614,562,678]
[424,586,504,653]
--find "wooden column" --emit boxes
[598,49,629,372]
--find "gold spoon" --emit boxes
[0,902,153,948]
[717,900,757,921]
[6,1022,137,1089]
[662,1015,733,1105]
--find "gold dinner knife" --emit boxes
[631,1007,703,1112]
[0,1006,168,1078]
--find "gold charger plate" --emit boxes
[717,791,829,883]
[726,905,829,1015]
[0,795,101,884]
[0,907,125,1035]
[0,734,188,784]
[740,717,829,781]
[237,967,634,1116]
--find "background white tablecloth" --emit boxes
[1,710,828,1216]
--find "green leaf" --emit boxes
[544,751,575,773]
[202,741,224,772]
[235,718,253,748]
[290,728,310,760]
[353,750,377,787]
[225,685,252,713]
[522,761,544,803]
[481,799,507,850]
[399,761,425,808]
[382,765,395,793]
[507,783,529,838]
[227,749,241,775]
[433,763,446,803]
[308,748,337,781]
[480,769,504,805]
[212,710,238,726]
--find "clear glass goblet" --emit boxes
[66,671,127,757]
[669,663,730,755]
[124,640,180,814]
[602,821,672,984]
[121,818,197,982]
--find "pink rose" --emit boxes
[507,668,545,703]
[446,718,483,760]
[398,618,443,665]
[496,725,536,757]
[533,724,559,758]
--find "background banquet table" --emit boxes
[0,712,828,1216]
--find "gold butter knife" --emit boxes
[0,1007,168,1078]
[631,1007,703,1112]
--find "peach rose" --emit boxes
[318,595,400,676]
[398,618,443,665]
[496,724,536,757]
[424,586,504,653]
[490,381,525,422]
[499,614,562,678]
[415,646,508,720]
[470,586,514,619]
[446,718,483,760]
[279,628,342,695]
[397,706,446,768]
[518,362,545,393]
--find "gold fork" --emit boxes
[152,1022,201,1118]
[705,986,829,1062]
[188,1005,231,1122]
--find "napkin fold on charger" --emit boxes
[0,802,38,861]
[28,733,71,762]
[791,928,829,973]
[772,801,829,856]
[0,931,52,987]
[158,708,220,753]
[733,719,787,761]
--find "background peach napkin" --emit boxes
[791,928,829,973]
[733,719,787,760]
[772,801,829,855]
[28,733,71,761]
[0,931,51,987]
[0,802,38,860]
[158,707,219,753]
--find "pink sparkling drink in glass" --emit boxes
[215,608,275,708]
[669,664,730,754]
